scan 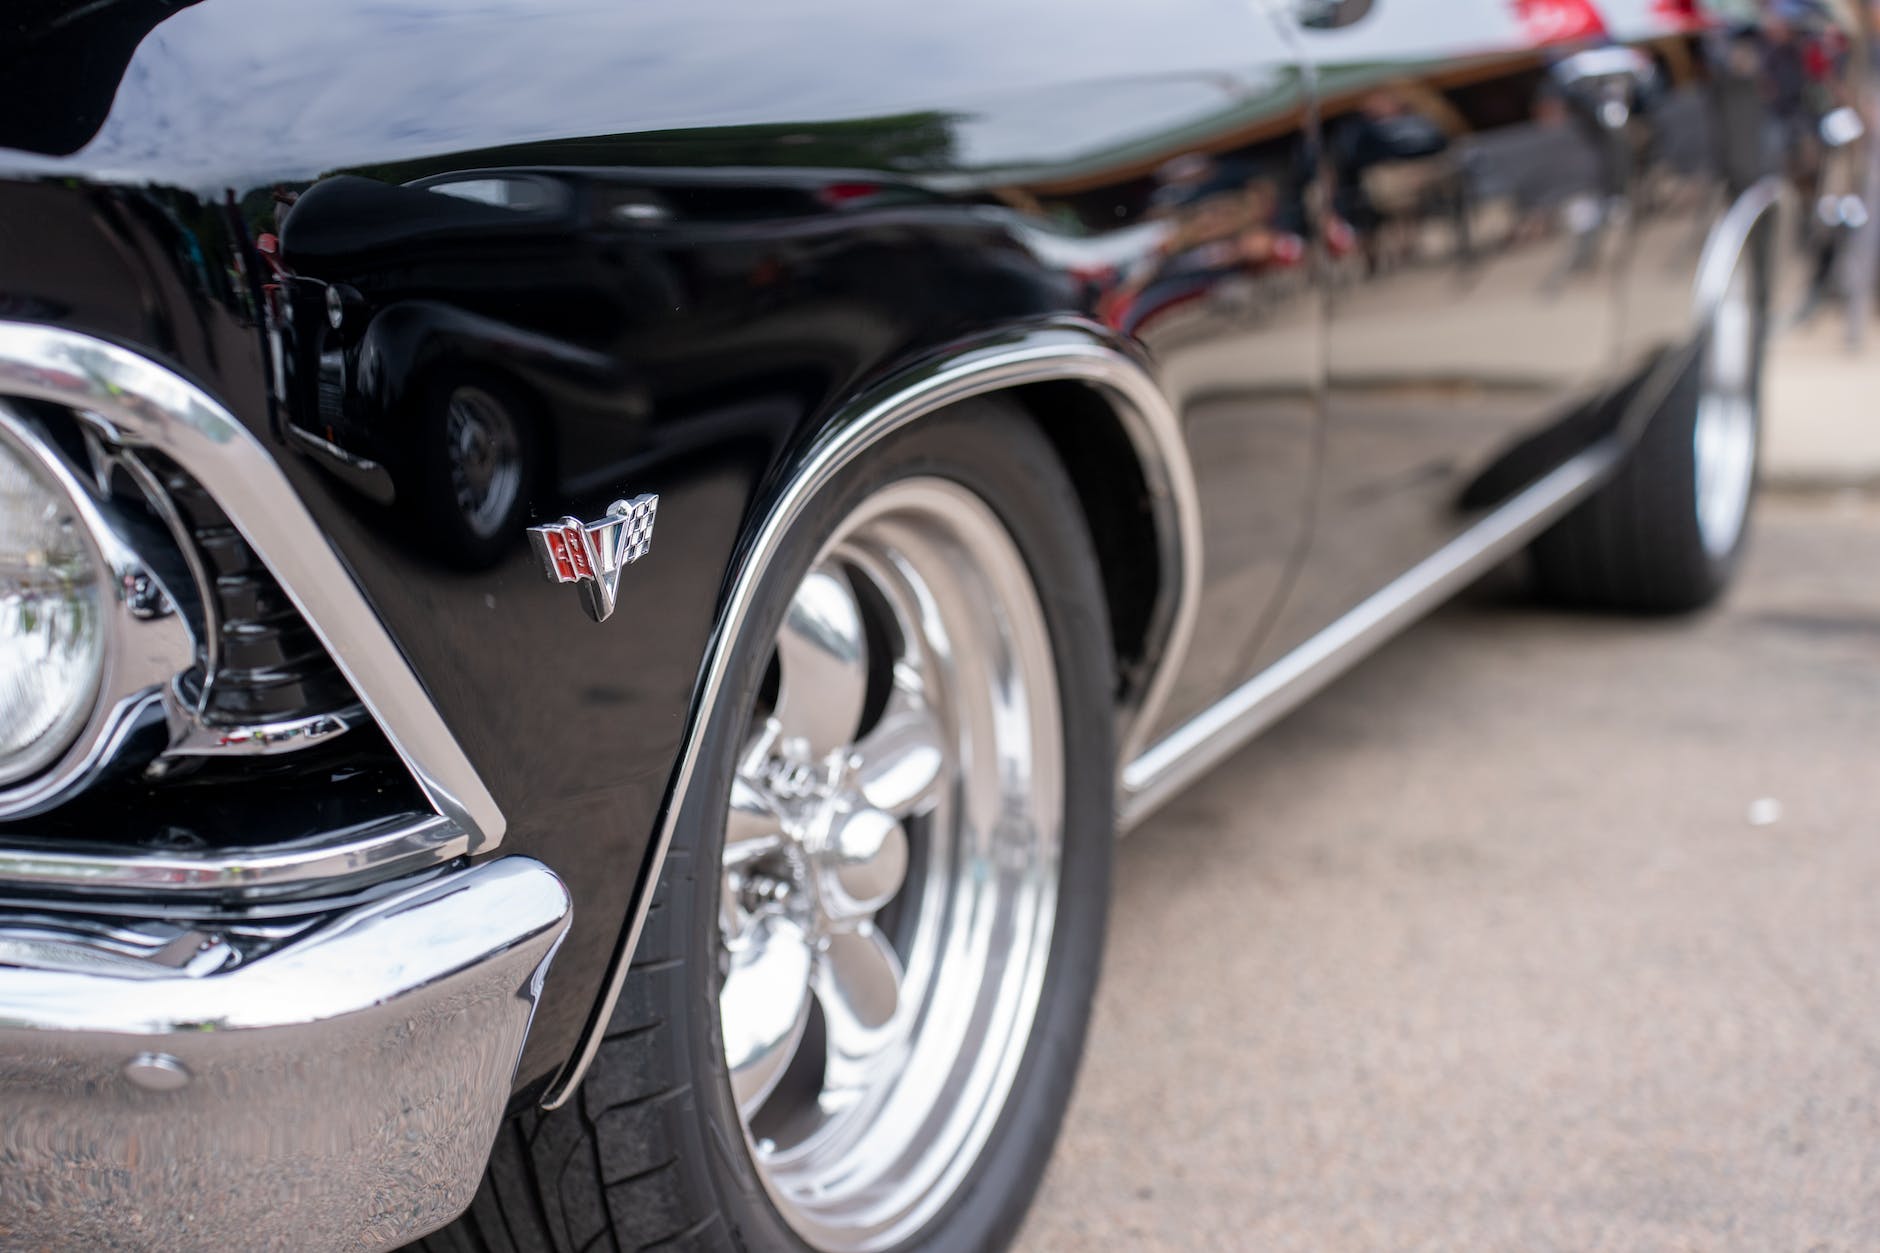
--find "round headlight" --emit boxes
[0,425,108,786]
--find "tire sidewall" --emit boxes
[1667,247,1769,599]
[1531,239,1769,614]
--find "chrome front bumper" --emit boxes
[0,856,570,1252]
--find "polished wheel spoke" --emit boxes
[854,683,947,818]
[725,776,786,865]
[814,925,905,1097]
[721,913,816,1119]
[816,805,908,920]
[773,565,869,760]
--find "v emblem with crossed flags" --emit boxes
[526,494,659,623]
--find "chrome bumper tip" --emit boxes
[0,856,571,1252]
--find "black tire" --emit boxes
[419,399,1114,1253]
[1530,249,1768,614]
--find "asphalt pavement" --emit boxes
[1016,490,1880,1252]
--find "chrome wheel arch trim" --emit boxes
[544,321,1202,1108]
[0,322,504,862]
[1692,175,1788,329]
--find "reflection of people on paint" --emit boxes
[1844,0,1880,346]
[1100,155,1304,333]
[1328,89,1451,272]
[1762,14,1818,179]
[1740,3,1858,325]
[1747,6,1851,196]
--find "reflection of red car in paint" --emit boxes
[1514,0,1607,45]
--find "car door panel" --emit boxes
[1245,0,1623,671]
[1068,72,1325,745]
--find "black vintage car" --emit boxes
[0,0,1860,1249]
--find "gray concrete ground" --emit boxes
[1765,313,1880,490]
[1016,331,1880,1251]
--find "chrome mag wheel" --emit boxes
[716,476,1063,1251]
[443,384,522,540]
[1693,258,1758,560]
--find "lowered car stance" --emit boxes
[0,0,1854,1250]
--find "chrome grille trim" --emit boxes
[107,441,368,764]
[132,445,361,733]
[0,813,468,900]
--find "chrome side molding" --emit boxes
[1118,438,1625,829]
[543,323,1204,1109]
[0,322,505,859]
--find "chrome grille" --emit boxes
[145,451,359,726]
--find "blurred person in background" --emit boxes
[1843,0,1880,344]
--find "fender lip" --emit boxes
[541,318,1203,1109]
[1693,175,1790,326]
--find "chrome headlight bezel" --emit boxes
[0,321,503,899]
[0,416,106,785]
[0,402,195,815]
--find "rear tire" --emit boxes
[420,399,1113,1253]
[1531,244,1767,613]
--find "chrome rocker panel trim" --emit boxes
[0,856,571,1252]
[1119,439,1623,828]
[0,321,505,861]
[544,322,1204,1108]
[1117,177,1786,829]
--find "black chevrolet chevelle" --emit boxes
[0,0,1861,1248]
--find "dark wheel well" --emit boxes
[1007,379,1162,710]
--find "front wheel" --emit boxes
[429,401,1114,1253]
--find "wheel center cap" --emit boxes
[810,800,908,920]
